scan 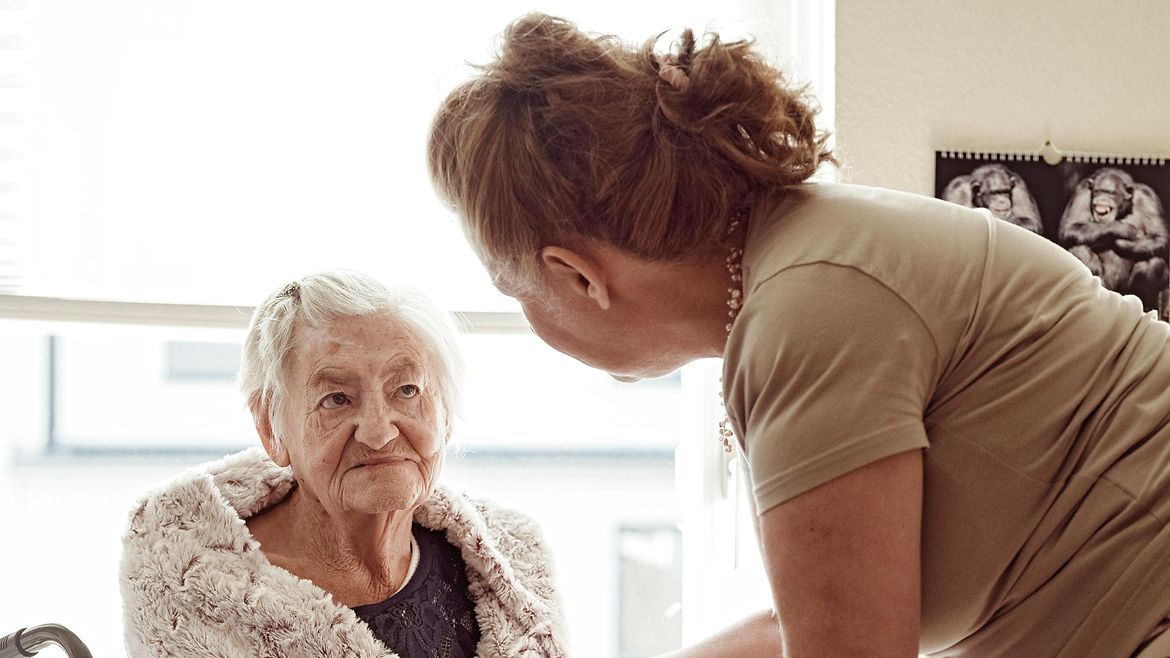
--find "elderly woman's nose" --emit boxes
[354,400,402,449]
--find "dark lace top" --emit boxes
[351,525,481,658]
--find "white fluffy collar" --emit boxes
[121,447,568,657]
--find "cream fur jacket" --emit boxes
[119,448,570,658]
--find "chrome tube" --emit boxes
[0,624,93,658]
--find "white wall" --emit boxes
[835,0,1170,194]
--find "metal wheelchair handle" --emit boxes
[0,624,93,658]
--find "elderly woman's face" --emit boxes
[272,314,447,515]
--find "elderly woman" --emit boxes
[119,270,569,658]
[428,12,1170,658]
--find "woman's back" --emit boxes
[724,182,1170,655]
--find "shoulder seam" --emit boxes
[751,261,943,381]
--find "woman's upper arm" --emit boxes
[725,265,935,654]
[758,448,923,657]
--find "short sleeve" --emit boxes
[723,263,938,514]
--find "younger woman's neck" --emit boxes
[618,247,741,358]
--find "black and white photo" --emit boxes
[937,153,1170,320]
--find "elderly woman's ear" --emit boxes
[251,396,291,467]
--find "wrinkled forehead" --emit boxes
[287,314,436,384]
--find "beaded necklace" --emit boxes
[718,209,748,452]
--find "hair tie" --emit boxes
[279,281,301,301]
[658,61,690,92]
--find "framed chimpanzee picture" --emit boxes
[935,150,1170,321]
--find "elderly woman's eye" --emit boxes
[397,384,420,399]
[320,393,350,409]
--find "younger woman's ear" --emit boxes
[539,246,612,310]
[252,397,291,467]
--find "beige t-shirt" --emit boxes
[723,183,1170,656]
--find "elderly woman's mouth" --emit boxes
[352,456,415,470]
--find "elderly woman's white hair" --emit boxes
[238,270,465,444]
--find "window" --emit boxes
[0,1,833,655]
[2,320,693,657]
[618,525,684,657]
[164,341,241,381]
